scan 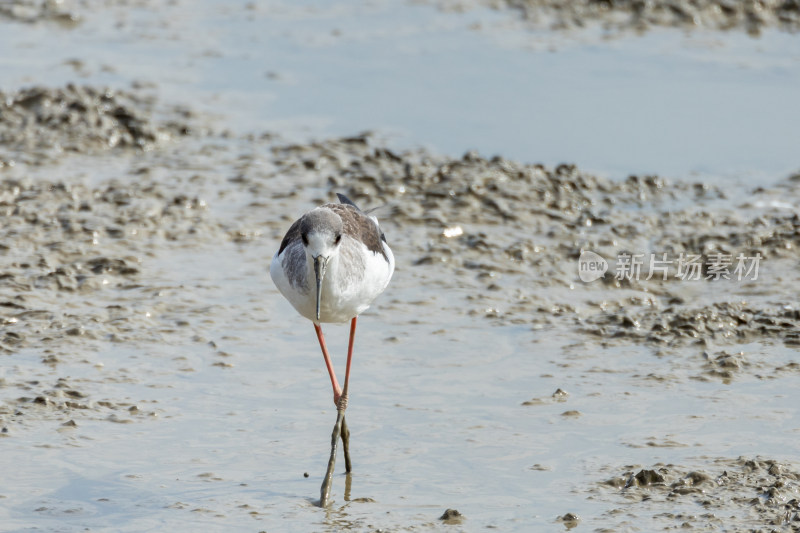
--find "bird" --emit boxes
[270,193,395,506]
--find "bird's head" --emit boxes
[299,208,344,321]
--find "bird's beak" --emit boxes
[313,255,328,321]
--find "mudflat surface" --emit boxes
[1,1,799,532]
[475,0,800,35]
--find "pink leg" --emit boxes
[338,317,357,411]
[314,323,342,406]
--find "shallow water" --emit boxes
[2,1,800,532]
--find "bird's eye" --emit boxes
[301,233,309,246]
[334,234,342,245]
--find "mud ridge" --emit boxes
[0,84,191,165]
[599,457,800,530]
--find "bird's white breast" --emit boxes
[270,238,394,324]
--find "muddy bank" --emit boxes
[597,456,800,530]
[0,175,220,348]
[583,301,800,348]
[0,0,79,26]
[0,84,222,437]
[0,171,230,433]
[0,83,213,353]
[0,84,191,165]
[8,0,799,39]
[440,0,800,35]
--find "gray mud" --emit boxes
[598,457,800,530]
[0,84,191,165]
[0,0,79,26]
[442,0,800,35]
[8,0,799,35]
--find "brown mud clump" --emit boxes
[556,512,580,528]
[583,301,800,348]
[0,0,79,25]
[0,84,191,164]
[624,468,666,488]
[483,0,800,35]
[598,457,800,530]
[439,508,465,524]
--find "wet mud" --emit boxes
[1,84,191,165]
[18,0,800,37]
[584,301,800,348]
[0,0,79,26]
[598,457,800,530]
[0,86,225,441]
[439,0,800,35]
